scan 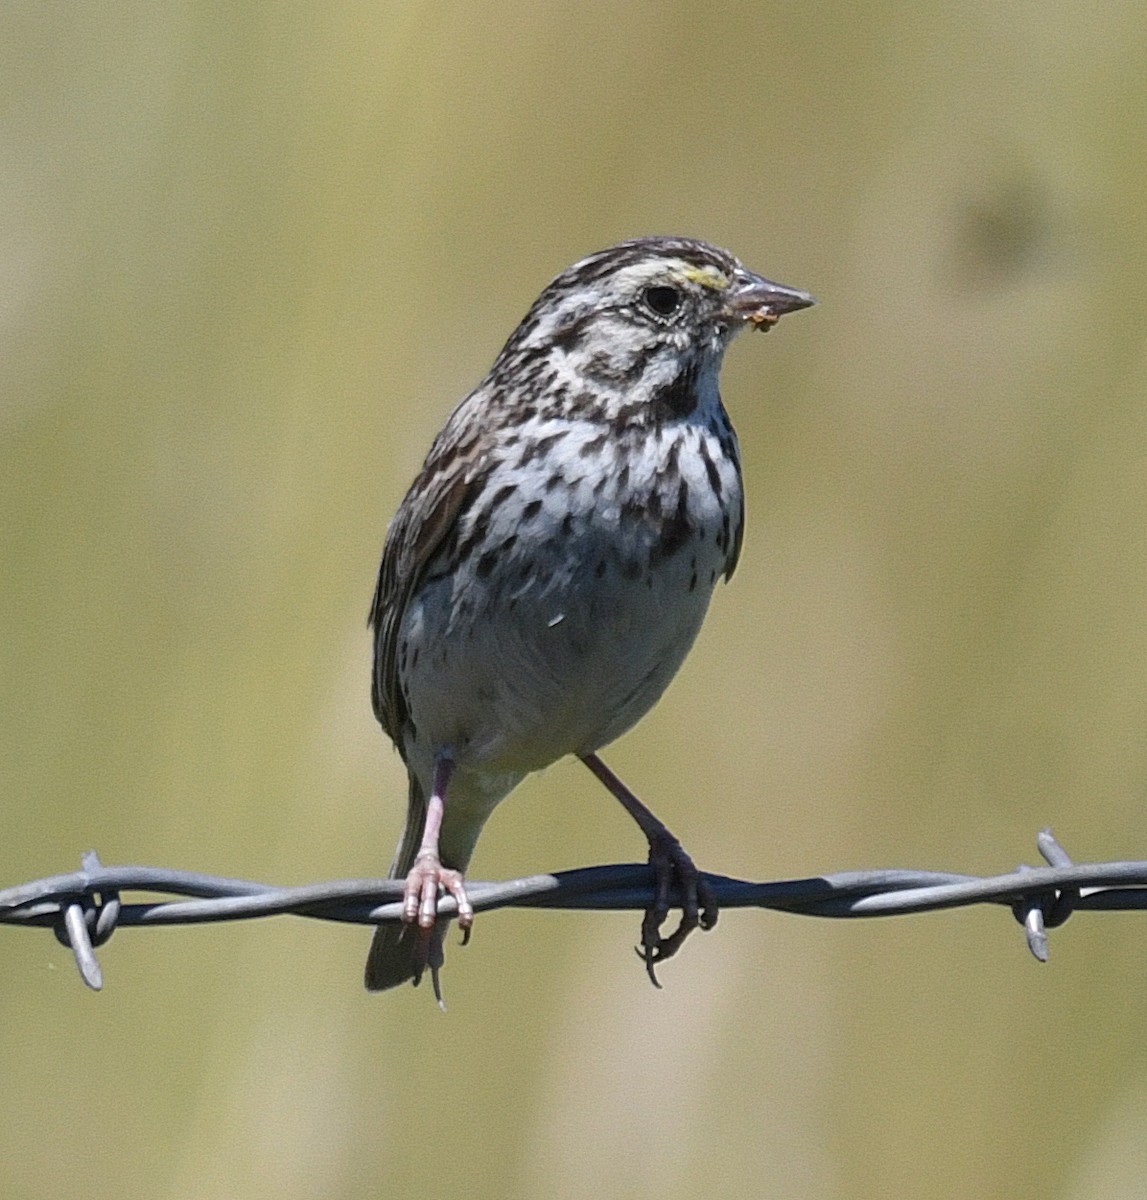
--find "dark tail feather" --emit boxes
[365,774,432,992]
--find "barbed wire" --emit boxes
[3,829,1145,990]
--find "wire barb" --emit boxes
[4,831,1146,990]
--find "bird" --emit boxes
[365,236,813,1000]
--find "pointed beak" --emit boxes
[728,275,816,331]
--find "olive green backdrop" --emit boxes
[3,4,1146,1198]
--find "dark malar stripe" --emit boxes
[649,361,701,420]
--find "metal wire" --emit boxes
[3,829,1145,990]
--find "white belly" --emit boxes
[401,543,720,774]
[397,412,741,779]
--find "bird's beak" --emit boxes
[728,276,816,331]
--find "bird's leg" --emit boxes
[580,752,717,985]
[402,754,474,938]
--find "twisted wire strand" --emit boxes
[3,830,1144,989]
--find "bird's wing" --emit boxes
[724,484,746,581]
[369,396,486,744]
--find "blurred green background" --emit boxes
[3,3,1147,1198]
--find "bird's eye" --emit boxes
[641,285,683,319]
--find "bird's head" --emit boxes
[496,237,814,397]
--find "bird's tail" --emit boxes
[364,773,437,992]
[364,766,514,994]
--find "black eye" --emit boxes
[641,285,683,319]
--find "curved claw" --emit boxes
[577,754,718,987]
[402,853,474,930]
[400,854,472,1008]
[639,834,718,985]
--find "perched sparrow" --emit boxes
[366,236,813,998]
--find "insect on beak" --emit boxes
[729,276,816,331]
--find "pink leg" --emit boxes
[401,755,474,935]
[581,752,717,985]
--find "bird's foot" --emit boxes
[402,851,474,932]
[399,853,473,1008]
[637,834,718,987]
